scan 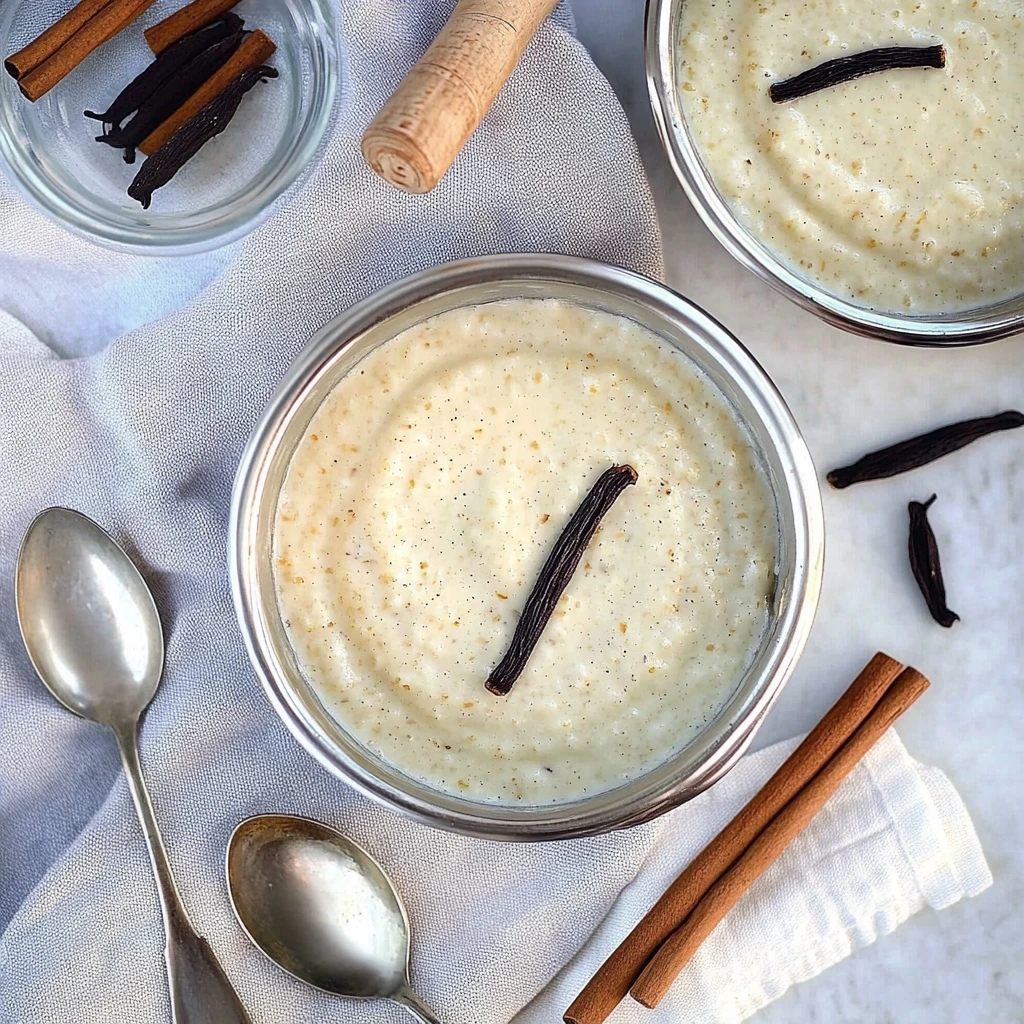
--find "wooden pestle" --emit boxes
[361,0,560,194]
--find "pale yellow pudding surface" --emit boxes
[677,0,1024,313]
[274,299,777,804]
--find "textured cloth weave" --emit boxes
[0,2,989,1022]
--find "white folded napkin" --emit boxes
[0,1,990,1021]
[518,728,991,1023]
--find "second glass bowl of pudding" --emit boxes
[230,255,824,840]
[647,0,1024,345]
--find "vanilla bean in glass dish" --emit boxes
[93,23,246,164]
[83,13,242,133]
[86,19,279,203]
[230,258,825,839]
[128,61,278,208]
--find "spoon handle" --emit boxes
[115,724,253,1024]
[394,986,443,1024]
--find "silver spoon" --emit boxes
[15,507,252,1024]
[227,814,441,1023]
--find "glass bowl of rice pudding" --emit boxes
[647,0,1024,344]
[230,256,823,840]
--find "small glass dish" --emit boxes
[0,0,337,253]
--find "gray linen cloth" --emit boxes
[0,3,992,1023]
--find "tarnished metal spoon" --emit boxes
[15,507,252,1024]
[227,814,441,1023]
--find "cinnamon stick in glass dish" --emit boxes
[4,0,113,80]
[14,0,157,102]
[144,0,241,54]
[128,61,277,207]
[138,28,275,155]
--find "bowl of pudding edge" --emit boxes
[229,255,824,840]
[647,0,1024,345]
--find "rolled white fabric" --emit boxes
[518,728,991,1024]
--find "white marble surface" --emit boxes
[572,1,1024,1020]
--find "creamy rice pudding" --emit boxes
[676,0,1024,312]
[274,299,777,803]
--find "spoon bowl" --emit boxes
[227,814,440,1023]
[16,507,163,726]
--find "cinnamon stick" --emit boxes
[563,651,905,1024]
[144,0,241,54]
[630,665,930,1008]
[4,0,114,79]
[128,63,277,208]
[17,0,157,102]
[138,28,275,155]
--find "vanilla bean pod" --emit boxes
[828,411,1024,489]
[84,13,242,131]
[908,495,958,628]
[96,27,244,163]
[128,63,277,208]
[485,465,638,697]
[770,45,945,103]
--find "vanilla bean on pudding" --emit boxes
[273,299,777,804]
[486,464,638,697]
[769,45,945,104]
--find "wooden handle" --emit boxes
[361,0,559,193]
